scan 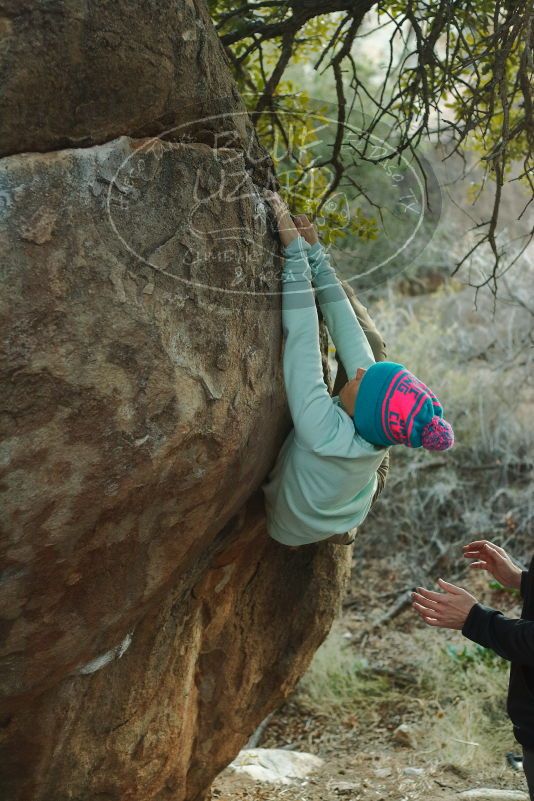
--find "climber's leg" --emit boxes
[332,279,387,396]
[371,450,390,507]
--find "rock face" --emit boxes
[0,2,355,800]
[1,487,349,801]
[0,0,258,161]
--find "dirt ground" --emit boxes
[212,552,530,801]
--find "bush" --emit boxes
[353,276,534,571]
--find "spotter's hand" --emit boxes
[463,540,523,590]
[411,579,478,630]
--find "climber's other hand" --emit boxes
[263,190,299,248]
[293,214,319,246]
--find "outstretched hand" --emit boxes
[411,578,478,630]
[463,540,523,590]
[293,214,319,246]
[263,190,299,248]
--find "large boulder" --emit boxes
[0,2,353,800]
[0,135,287,703]
[0,0,267,169]
[1,484,349,801]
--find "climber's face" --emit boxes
[339,367,367,418]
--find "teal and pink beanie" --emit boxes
[353,361,454,451]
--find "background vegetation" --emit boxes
[210,2,533,796]
[209,0,533,294]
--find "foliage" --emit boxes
[445,643,507,670]
[207,0,533,292]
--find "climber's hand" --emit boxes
[411,579,478,630]
[263,190,299,248]
[463,540,523,590]
[293,214,319,246]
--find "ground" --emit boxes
[212,551,530,801]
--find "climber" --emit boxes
[261,190,454,548]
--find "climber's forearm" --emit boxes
[308,242,375,378]
[281,236,341,452]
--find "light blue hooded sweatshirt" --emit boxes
[262,235,388,547]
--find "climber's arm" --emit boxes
[308,241,375,378]
[281,235,342,452]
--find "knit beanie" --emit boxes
[353,361,454,451]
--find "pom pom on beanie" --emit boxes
[421,416,455,451]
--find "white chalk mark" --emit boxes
[77,631,133,675]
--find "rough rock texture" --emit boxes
[0,1,356,800]
[1,490,349,801]
[0,135,285,699]
[0,1,257,160]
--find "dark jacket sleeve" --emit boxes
[521,570,529,598]
[462,602,534,666]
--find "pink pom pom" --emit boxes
[422,416,454,451]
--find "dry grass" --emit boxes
[352,269,534,582]
[295,626,392,717]
[413,631,512,772]
[296,623,513,773]
[305,268,531,773]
